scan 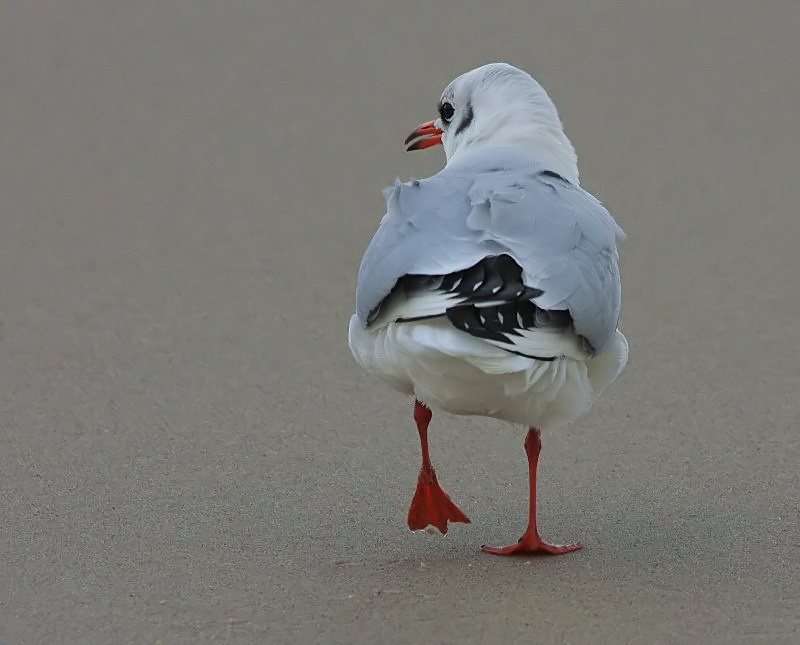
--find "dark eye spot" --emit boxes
[439,101,455,122]
[455,102,473,136]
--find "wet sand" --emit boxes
[2,2,799,642]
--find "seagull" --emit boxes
[348,63,628,555]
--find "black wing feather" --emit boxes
[374,254,579,358]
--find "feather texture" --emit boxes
[355,147,624,355]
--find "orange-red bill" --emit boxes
[405,119,443,151]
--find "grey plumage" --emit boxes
[354,146,624,355]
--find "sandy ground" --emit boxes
[2,2,799,643]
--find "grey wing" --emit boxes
[355,165,624,354]
[469,169,624,352]
[354,176,478,324]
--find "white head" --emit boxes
[405,63,579,184]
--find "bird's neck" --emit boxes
[447,122,580,185]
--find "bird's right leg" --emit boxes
[406,399,470,534]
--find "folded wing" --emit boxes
[355,149,624,357]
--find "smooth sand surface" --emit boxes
[2,2,798,643]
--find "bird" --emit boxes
[348,63,628,556]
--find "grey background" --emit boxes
[2,1,798,643]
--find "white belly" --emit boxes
[348,315,628,429]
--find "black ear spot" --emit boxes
[455,103,474,136]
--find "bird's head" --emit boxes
[405,63,579,184]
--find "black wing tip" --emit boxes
[371,254,556,333]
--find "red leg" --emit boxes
[407,400,470,534]
[482,427,581,556]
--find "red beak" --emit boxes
[404,120,443,151]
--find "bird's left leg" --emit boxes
[407,400,470,534]
[482,427,581,556]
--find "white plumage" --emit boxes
[349,317,626,428]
